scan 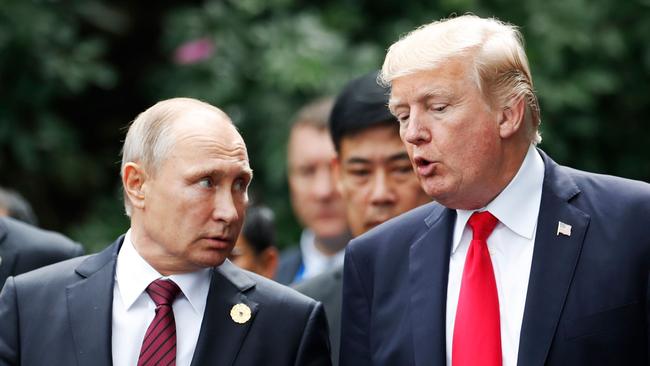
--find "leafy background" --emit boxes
[1,0,648,252]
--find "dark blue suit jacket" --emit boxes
[0,217,84,289]
[340,150,650,365]
[0,237,331,366]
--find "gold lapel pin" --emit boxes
[557,221,572,237]
[230,303,252,324]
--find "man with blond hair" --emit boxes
[276,98,351,285]
[340,15,650,366]
[0,98,331,366]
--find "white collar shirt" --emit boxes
[112,229,212,366]
[446,145,545,366]
[299,229,346,280]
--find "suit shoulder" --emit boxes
[560,166,650,209]
[250,270,319,308]
[11,254,89,290]
[348,201,439,255]
[293,265,342,299]
[0,217,83,256]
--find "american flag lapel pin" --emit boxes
[557,221,572,236]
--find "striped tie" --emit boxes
[138,279,181,366]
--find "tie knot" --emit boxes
[468,211,499,241]
[146,279,181,306]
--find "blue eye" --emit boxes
[233,178,248,193]
[198,177,213,188]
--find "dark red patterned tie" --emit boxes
[138,279,181,366]
[453,211,502,366]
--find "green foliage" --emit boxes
[1,0,649,251]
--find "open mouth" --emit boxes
[413,156,436,177]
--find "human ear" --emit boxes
[498,96,526,139]
[331,156,344,195]
[122,162,147,210]
[259,247,279,279]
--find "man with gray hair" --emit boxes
[0,97,331,366]
[340,15,650,366]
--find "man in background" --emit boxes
[276,98,351,285]
[0,97,331,366]
[229,205,279,279]
[0,216,84,289]
[0,186,38,226]
[295,71,430,364]
[0,186,84,289]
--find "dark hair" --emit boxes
[0,187,38,226]
[241,205,276,254]
[329,70,397,152]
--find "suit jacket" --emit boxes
[340,150,650,366]
[275,246,303,285]
[295,264,343,366]
[0,237,331,366]
[0,217,84,289]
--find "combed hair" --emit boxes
[380,14,541,144]
[290,97,335,131]
[120,97,229,216]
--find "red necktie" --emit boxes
[138,279,181,366]
[452,211,502,366]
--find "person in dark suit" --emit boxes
[340,15,650,366]
[0,186,38,226]
[295,71,430,365]
[0,216,84,289]
[276,98,351,285]
[0,97,331,366]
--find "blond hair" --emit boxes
[381,14,541,144]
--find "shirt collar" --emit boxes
[299,229,345,273]
[452,145,545,253]
[115,229,212,315]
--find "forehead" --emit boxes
[288,125,335,164]
[339,124,406,162]
[388,60,477,107]
[166,113,250,171]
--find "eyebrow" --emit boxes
[388,87,454,112]
[345,152,410,165]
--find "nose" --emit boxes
[369,169,396,206]
[401,110,431,146]
[312,166,337,201]
[212,190,240,224]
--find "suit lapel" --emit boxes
[517,152,590,366]
[191,260,258,366]
[67,239,121,366]
[409,205,455,366]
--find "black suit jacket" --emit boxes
[0,217,84,289]
[294,264,343,366]
[275,246,303,285]
[340,150,650,365]
[0,237,331,366]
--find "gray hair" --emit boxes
[380,14,541,144]
[120,97,229,216]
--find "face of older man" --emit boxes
[390,60,508,210]
[335,124,430,237]
[132,111,252,275]
[287,124,348,239]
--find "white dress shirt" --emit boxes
[112,230,212,366]
[446,145,545,366]
[299,229,346,280]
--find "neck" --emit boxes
[313,229,352,256]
